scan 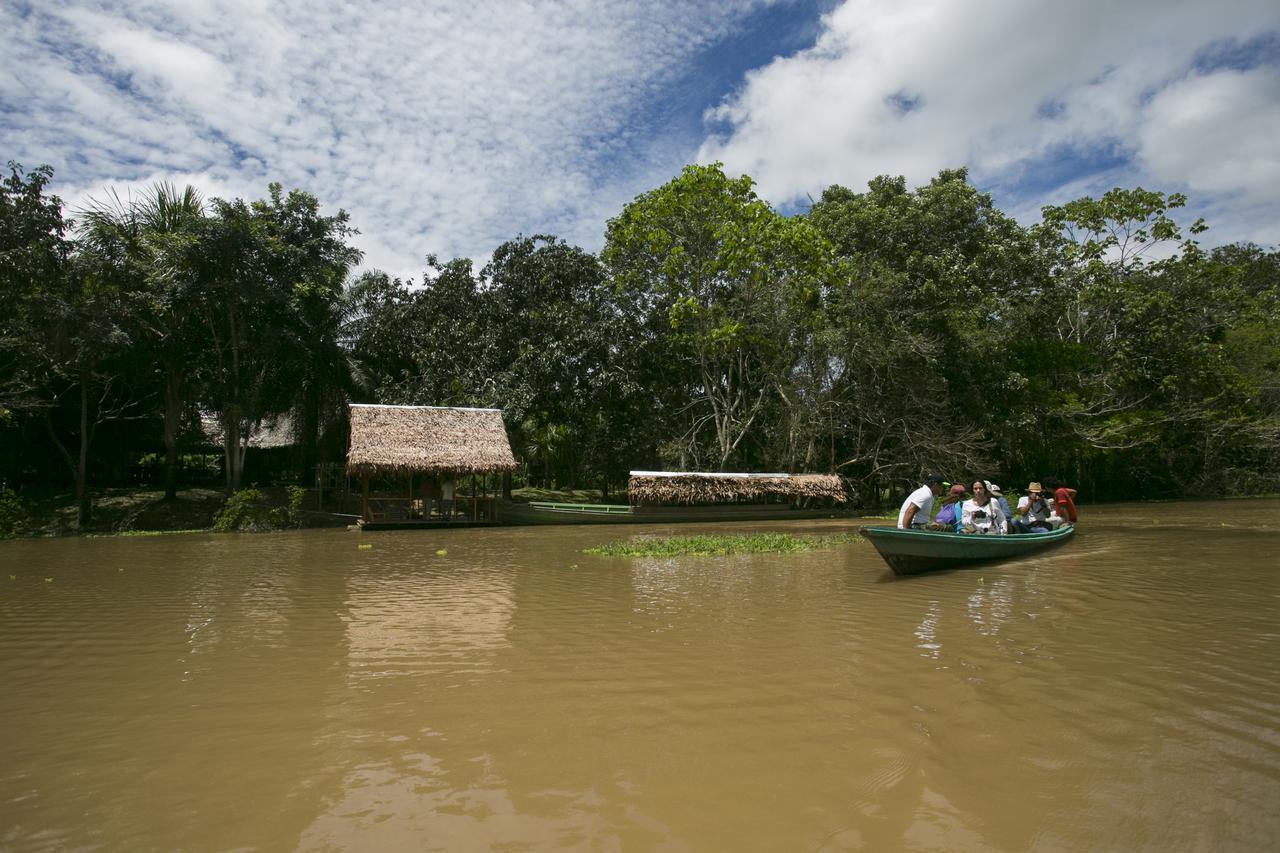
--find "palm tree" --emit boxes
[78,183,205,500]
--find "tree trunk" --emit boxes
[162,368,181,501]
[77,377,90,527]
[300,379,321,487]
[222,411,242,493]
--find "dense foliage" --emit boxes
[2,159,1277,520]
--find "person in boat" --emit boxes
[961,479,1007,534]
[1013,481,1052,533]
[986,482,1014,533]
[930,483,968,531]
[1045,477,1078,527]
[898,473,945,529]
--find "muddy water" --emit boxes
[1,501,1278,851]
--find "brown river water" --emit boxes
[1,500,1278,851]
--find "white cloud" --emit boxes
[5,0,781,278]
[8,0,1278,271]
[1138,66,1280,199]
[699,0,1280,245]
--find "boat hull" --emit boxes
[862,524,1074,575]
[500,500,846,526]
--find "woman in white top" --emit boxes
[961,480,1006,535]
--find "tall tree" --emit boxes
[0,163,70,416]
[251,184,361,486]
[604,163,834,471]
[78,183,206,500]
[807,169,1043,497]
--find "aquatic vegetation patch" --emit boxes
[584,531,864,557]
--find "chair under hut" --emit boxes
[345,404,518,527]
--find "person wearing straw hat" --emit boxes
[1014,482,1052,533]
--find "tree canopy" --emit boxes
[2,159,1277,516]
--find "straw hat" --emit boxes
[1027,481,1043,492]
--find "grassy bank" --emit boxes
[584,531,865,558]
[0,486,354,539]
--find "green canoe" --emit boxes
[862,524,1075,576]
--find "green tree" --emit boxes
[0,163,71,416]
[604,163,835,471]
[807,169,1043,499]
[1027,188,1214,493]
[78,182,206,500]
[251,184,361,486]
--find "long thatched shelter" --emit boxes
[627,471,848,507]
[346,404,517,526]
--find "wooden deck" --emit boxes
[356,517,502,531]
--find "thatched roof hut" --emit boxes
[627,471,847,506]
[346,404,518,478]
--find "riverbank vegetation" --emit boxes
[584,532,865,557]
[2,159,1277,533]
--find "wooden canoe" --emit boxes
[862,524,1074,575]
[500,500,845,526]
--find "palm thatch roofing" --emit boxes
[627,471,848,506]
[346,404,518,478]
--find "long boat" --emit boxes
[500,500,846,525]
[862,524,1075,575]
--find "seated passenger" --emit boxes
[961,480,1006,535]
[1046,477,1078,527]
[1014,481,1052,533]
[932,483,968,530]
[986,482,1014,533]
[898,473,945,529]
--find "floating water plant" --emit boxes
[584,531,864,558]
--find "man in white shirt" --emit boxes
[898,473,945,529]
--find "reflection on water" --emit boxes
[1,503,1279,851]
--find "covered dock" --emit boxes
[626,471,848,508]
[346,404,518,529]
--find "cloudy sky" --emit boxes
[5,0,1278,278]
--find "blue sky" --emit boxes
[4,0,1278,278]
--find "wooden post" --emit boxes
[408,474,413,518]
[471,473,478,521]
[361,475,369,522]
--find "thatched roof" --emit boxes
[627,471,847,505]
[346,404,517,477]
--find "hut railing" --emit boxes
[363,495,499,522]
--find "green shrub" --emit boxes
[213,488,273,532]
[287,485,306,517]
[213,486,307,532]
[0,486,26,539]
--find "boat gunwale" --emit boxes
[861,524,1074,547]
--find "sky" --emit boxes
[5,0,1278,280]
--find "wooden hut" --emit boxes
[345,404,518,528]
